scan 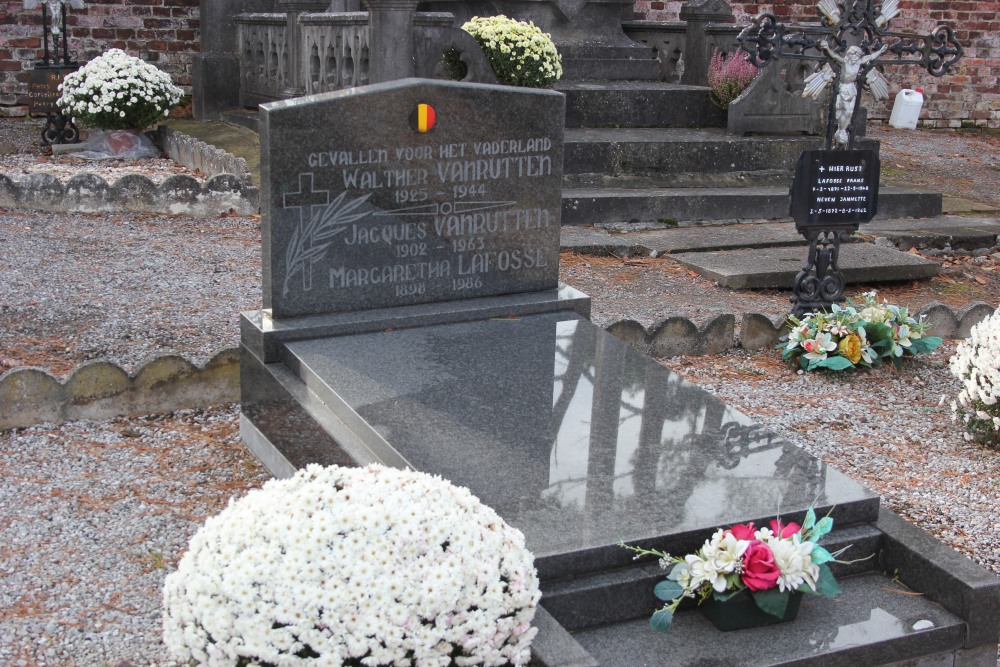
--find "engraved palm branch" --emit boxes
[283,191,371,297]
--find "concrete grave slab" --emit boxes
[672,243,940,289]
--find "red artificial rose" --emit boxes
[741,541,780,591]
[728,522,756,541]
[770,519,801,538]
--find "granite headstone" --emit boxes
[260,78,565,319]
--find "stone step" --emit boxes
[221,108,259,133]
[563,127,847,180]
[572,571,970,667]
[671,242,941,289]
[560,58,662,81]
[561,185,942,225]
[541,524,883,631]
[556,81,725,128]
[558,44,658,60]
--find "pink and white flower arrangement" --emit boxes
[781,291,941,371]
[622,508,842,632]
[163,464,540,666]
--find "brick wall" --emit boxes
[1,1,996,127]
[0,0,199,116]
[632,1,1000,128]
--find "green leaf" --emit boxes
[909,336,943,354]
[814,563,842,598]
[713,589,740,602]
[751,589,790,618]
[815,356,854,371]
[810,545,834,565]
[802,508,816,532]
[922,335,943,351]
[650,607,674,632]
[654,580,684,602]
[811,516,834,540]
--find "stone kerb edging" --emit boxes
[606,301,995,358]
[0,349,240,431]
[0,170,259,217]
[0,302,992,432]
[155,125,254,187]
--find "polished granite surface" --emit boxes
[573,572,965,667]
[283,311,878,568]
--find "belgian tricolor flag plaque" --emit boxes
[410,103,436,133]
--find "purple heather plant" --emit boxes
[707,49,759,110]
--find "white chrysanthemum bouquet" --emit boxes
[447,15,562,88]
[950,307,1000,446]
[57,48,182,130]
[163,464,540,667]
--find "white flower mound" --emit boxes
[163,464,540,667]
[57,48,182,129]
[951,308,1000,441]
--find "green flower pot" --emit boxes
[700,590,803,631]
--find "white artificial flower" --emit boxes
[766,535,819,593]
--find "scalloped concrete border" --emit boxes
[155,125,254,186]
[0,349,239,431]
[0,302,992,432]
[603,301,995,356]
[0,170,258,216]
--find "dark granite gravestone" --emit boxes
[240,79,1000,667]
[261,79,564,319]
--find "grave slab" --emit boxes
[574,571,967,667]
[245,310,880,580]
[672,242,940,289]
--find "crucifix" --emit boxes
[737,0,963,315]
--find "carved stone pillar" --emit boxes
[679,0,734,86]
[364,0,419,84]
[281,0,331,98]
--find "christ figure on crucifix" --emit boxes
[804,41,889,147]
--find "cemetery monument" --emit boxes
[238,77,999,665]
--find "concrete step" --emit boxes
[558,44,658,60]
[556,81,725,128]
[561,185,942,225]
[671,242,941,289]
[560,58,662,81]
[221,108,259,133]
[563,127,848,180]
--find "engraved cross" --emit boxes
[283,172,330,291]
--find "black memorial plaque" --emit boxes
[790,149,879,229]
[28,67,76,115]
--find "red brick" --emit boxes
[8,37,40,48]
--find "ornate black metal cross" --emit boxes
[24,0,85,146]
[736,0,963,315]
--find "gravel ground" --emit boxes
[1,116,1000,665]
